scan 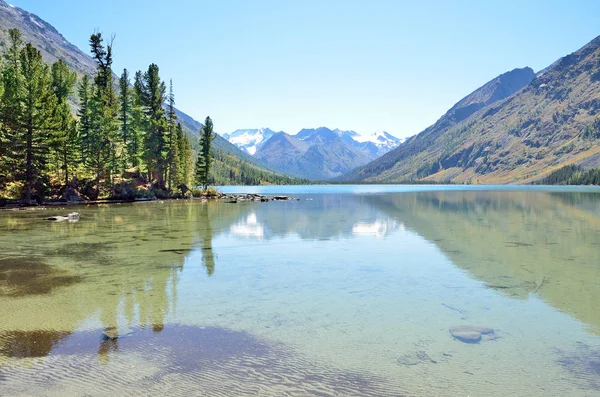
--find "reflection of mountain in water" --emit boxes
[230,213,264,239]
[352,219,403,239]
[367,191,600,334]
[223,195,402,241]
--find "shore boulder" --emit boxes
[44,212,81,222]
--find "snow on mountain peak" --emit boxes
[353,130,401,147]
[222,128,276,155]
[223,126,405,157]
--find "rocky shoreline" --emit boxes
[0,193,298,210]
[221,193,299,203]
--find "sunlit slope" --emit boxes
[345,36,600,184]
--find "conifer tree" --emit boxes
[129,71,145,169]
[50,59,77,184]
[87,33,119,190]
[18,44,56,203]
[195,116,214,190]
[57,119,79,186]
[118,68,132,167]
[166,79,178,190]
[175,122,188,185]
[0,28,24,179]
[0,58,5,190]
[77,75,91,163]
[141,64,167,189]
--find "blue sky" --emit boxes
[8,0,600,138]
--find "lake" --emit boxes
[1,185,600,396]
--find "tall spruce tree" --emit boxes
[166,79,178,190]
[50,59,77,185]
[0,29,24,182]
[129,70,145,169]
[195,116,214,190]
[87,33,119,190]
[77,75,91,163]
[18,44,56,203]
[118,68,132,167]
[141,64,167,189]
[175,122,189,186]
[0,57,5,190]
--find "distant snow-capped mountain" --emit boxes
[353,130,403,149]
[332,129,403,157]
[222,126,405,179]
[221,128,277,155]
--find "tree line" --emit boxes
[538,164,600,185]
[0,28,215,204]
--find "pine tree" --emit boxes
[50,59,77,185]
[118,68,133,167]
[86,33,119,191]
[50,60,76,103]
[57,119,79,186]
[0,29,24,182]
[129,71,145,169]
[77,75,91,163]
[141,64,167,189]
[0,57,5,190]
[175,122,188,186]
[166,79,178,190]
[195,116,214,190]
[18,44,56,203]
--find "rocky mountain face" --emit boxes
[343,38,600,184]
[223,126,402,180]
[0,1,96,77]
[0,0,289,179]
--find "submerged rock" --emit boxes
[449,325,496,344]
[396,350,438,366]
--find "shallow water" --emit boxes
[1,185,600,396]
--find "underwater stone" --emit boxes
[449,325,495,344]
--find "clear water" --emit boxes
[1,185,600,396]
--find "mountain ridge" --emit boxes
[221,126,402,180]
[253,127,377,180]
[341,35,600,184]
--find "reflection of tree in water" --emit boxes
[0,202,202,361]
[196,204,215,276]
